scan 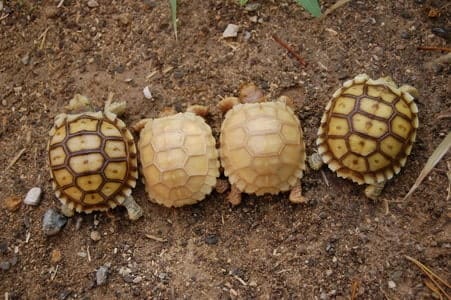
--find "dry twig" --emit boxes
[321,0,352,18]
[6,148,26,170]
[272,35,307,66]
[145,234,167,243]
[404,132,451,200]
[405,255,450,299]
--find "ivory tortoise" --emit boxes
[309,74,419,199]
[135,106,220,207]
[218,83,306,205]
[48,98,142,220]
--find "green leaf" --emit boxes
[295,0,321,17]
[239,0,249,5]
[169,0,177,40]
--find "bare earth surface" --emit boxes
[0,0,450,299]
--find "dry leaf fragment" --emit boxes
[404,132,451,200]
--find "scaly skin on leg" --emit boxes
[60,203,75,217]
[227,185,242,206]
[308,152,324,170]
[122,196,143,221]
[215,179,230,194]
[131,118,151,133]
[364,181,386,200]
[289,180,306,203]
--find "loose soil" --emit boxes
[0,0,450,299]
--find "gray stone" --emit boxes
[0,261,11,271]
[42,209,67,236]
[87,0,99,8]
[96,266,108,286]
[24,187,42,206]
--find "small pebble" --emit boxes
[223,24,239,38]
[0,241,7,254]
[245,3,261,11]
[24,187,42,206]
[143,86,152,99]
[75,217,83,231]
[249,280,257,287]
[4,196,21,212]
[0,261,11,271]
[119,267,131,277]
[96,266,109,286]
[87,0,99,8]
[133,276,142,284]
[90,231,101,242]
[21,53,30,65]
[400,31,411,39]
[50,249,62,264]
[388,280,396,289]
[42,209,67,236]
[205,234,218,245]
[117,13,131,26]
[1,99,6,106]
[326,269,333,276]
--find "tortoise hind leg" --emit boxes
[289,180,306,204]
[227,185,242,206]
[364,182,385,200]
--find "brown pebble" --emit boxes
[50,249,62,264]
[4,196,22,212]
[44,7,59,19]
[117,13,131,26]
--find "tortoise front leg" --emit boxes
[308,152,324,170]
[122,196,143,221]
[364,181,385,200]
[60,203,75,217]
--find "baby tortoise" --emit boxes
[218,84,306,205]
[48,98,142,220]
[135,106,220,207]
[309,74,419,200]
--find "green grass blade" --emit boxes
[239,0,249,5]
[295,0,321,17]
[169,0,177,40]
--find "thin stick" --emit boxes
[405,255,450,299]
[272,35,307,66]
[145,234,167,243]
[39,27,50,50]
[417,46,451,52]
[6,148,26,170]
[57,0,64,8]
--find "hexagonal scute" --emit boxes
[69,153,104,173]
[380,135,403,159]
[280,144,303,165]
[342,153,367,173]
[182,119,204,135]
[351,113,387,138]
[49,146,67,166]
[104,161,127,180]
[154,148,187,171]
[332,96,356,115]
[246,117,281,135]
[53,168,74,187]
[184,135,207,156]
[101,182,122,197]
[247,134,284,156]
[391,116,411,140]
[225,148,252,171]
[235,168,258,184]
[245,104,277,120]
[367,85,397,103]
[100,121,122,137]
[184,155,209,176]
[254,175,280,189]
[76,174,103,192]
[139,144,156,167]
[221,128,247,151]
[161,169,189,188]
[151,131,184,152]
[280,125,301,144]
[150,183,171,201]
[169,187,193,202]
[276,106,297,125]
[348,134,377,157]
[50,126,66,144]
[277,163,298,183]
[69,118,99,133]
[252,156,282,174]
[343,84,364,96]
[83,192,105,205]
[327,117,349,136]
[359,98,393,119]
[63,186,83,201]
[186,175,207,193]
[368,152,391,172]
[104,140,126,158]
[66,134,102,152]
[395,99,412,119]
[327,138,348,160]
[142,165,161,186]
